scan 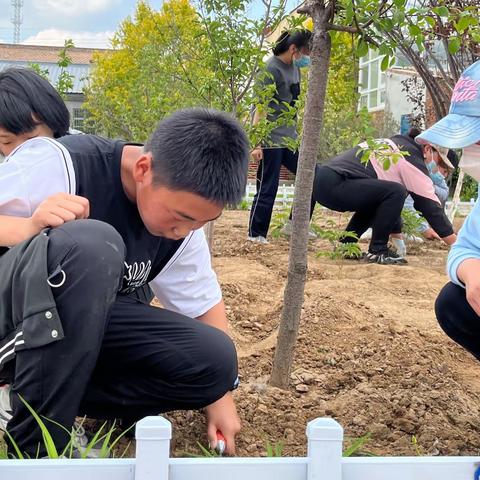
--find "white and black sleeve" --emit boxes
[149,228,222,319]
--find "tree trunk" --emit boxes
[204,221,215,253]
[270,2,332,388]
[447,170,464,223]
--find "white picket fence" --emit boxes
[245,183,477,214]
[2,416,480,480]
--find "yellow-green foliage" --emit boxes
[84,0,206,141]
[319,32,374,160]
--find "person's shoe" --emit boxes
[247,235,269,244]
[0,383,12,432]
[360,228,372,240]
[405,234,424,243]
[71,420,107,458]
[280,220,317,239]
[365,248,408,265]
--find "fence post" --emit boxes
[135,416,172,480]
[282,184,287,207]
[306,417,343,480]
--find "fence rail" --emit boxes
[245,183,477,215]
[2,416,480,480]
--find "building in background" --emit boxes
[0,43,107,132]
[359,49,426,134]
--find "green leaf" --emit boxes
[471,29,480,43]
[345,2,354,24]
[408,24,422,36]
[356,38,369,58]
[381,18,395,32]
[415,34,425,52]
[19,395,59,458]
[393,9,406,24]
[456,16,471,33]
[381,55,390,72]
[343,433,372,457]
[425,16,436,28]
[448,37,461,54]
[433,6,449,17]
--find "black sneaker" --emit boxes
[365,248,407,265]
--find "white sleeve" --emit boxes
[0,137,75,217]
[149,228,222,318]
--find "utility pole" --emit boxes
[11,0,24,44]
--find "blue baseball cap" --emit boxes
[417,60,480,149]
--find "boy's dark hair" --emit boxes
[273,29,312,56]
[145,108,249,206]
[0,67,70,138]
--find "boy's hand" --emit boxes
[29,193,90,233]
[205,392,241,456]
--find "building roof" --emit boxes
[0,61,91,93]
[0,43,104,64]
[0,43,110,94]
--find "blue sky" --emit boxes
[0,0,299,48]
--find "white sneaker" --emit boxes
[280,220,317,239]
[360,228,372,240]
[406,234,424,243]
[391,237,407,257]
[247,235,269,244]
[0,383,12,432]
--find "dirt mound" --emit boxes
[167,210,480,458]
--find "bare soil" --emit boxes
[4,209,480,459]
[167,210,480,458]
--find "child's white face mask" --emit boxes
[460,143,480,181]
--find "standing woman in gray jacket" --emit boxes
[248,29,313,243]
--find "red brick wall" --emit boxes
[248,159,295,182]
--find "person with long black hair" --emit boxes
[248,29,314,243]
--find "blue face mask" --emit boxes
[430,171,445,185]
[294,55,311,68]
[426,161,444,185]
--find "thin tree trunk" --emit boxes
[270,1,332,388]
[204,221,215,253]
[447,170,464,223]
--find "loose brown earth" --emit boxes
[4,209,480,459]
[166,209,480,458]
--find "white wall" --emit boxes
[384,69,426,127]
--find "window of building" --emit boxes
[72,107,90,132]
[358,50,386,112]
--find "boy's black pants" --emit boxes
[3,220,237,456]
[436,282,480,360]
[313,166,406,254]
